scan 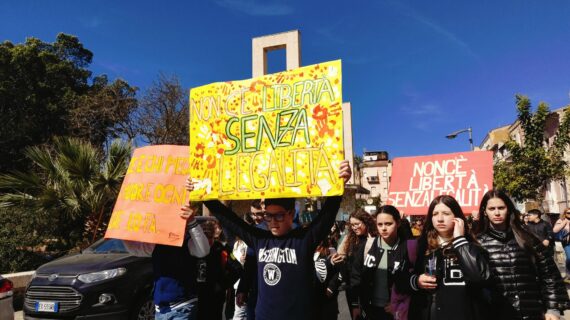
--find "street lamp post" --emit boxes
[446,127,473,151]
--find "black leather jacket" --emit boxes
[401,236,491,320]
[336,235,367,307]
[478,228,569,320]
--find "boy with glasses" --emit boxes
[184,161,351,320]
[248,200,265,226]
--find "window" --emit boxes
[367,176,380,184]
[87,239,128,254]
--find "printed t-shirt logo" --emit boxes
[258,248,298,264]
[263,263,282,286]
[443,255,465,286]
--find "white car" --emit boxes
[0,276,14,320]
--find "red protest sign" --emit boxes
[104,145,191,246]
[387,151,493,215]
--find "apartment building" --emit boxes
[480,107,570,212]
[359,151,391,203]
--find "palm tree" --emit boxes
[0,137,131,251]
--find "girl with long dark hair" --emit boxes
[405,195,490,320]
[339,209,379,319]
[351,205,412,320]
[477,189,569,320]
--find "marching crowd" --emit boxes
[124,161,570,320]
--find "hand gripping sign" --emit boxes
[105,145,191,246]
[188,60,345,201]
[387,151,493,214]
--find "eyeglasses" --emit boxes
[250,211,264,217]
[350,222,363,228]
[263,211,289,222]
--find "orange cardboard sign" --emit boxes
[104,145,191,246]
[387,151,493,215]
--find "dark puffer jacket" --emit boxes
[478,227,569,320]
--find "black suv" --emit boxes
[24,238,154,320]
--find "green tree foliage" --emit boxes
[0,33,137,172]
[0,207,52,273]
[0,137,132,258]
[494,94,570,202]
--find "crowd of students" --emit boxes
[347,190,570,320]
[123,160,570,320]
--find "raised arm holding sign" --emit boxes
[184,161,351,320]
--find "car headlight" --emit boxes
[77,268,126,283]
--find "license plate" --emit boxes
[35,301,59,312]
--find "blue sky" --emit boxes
[2,0,569,159]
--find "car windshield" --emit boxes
[84,239,128,254]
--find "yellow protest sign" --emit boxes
[189,60,344,200]
[105,145,191,246]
